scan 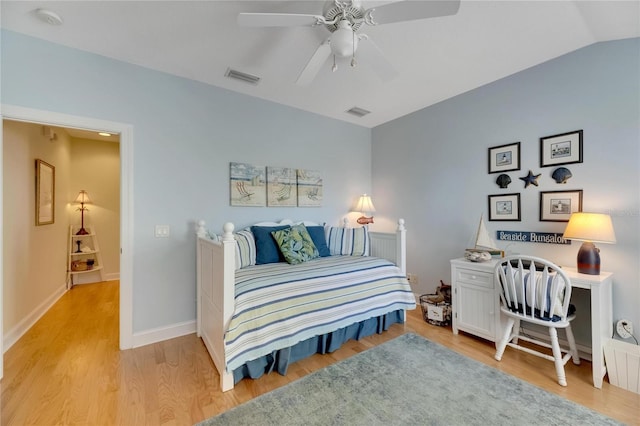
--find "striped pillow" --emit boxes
[326,226,370,256]
[234,229,256,269]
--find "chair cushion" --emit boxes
[501,267,570,321]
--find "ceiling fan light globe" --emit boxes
[330,26,357,57]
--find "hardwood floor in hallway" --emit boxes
[1,281,638,425]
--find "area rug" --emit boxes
[198,333,620,425]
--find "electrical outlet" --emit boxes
[406,273,418,287]
[616,319,633,339]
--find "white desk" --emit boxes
[451,258,613,388]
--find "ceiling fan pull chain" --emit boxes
[351,30,357,68]
[332,55,338,72]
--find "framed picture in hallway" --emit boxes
[35,159,55,225]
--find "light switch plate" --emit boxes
[155,225,170,238]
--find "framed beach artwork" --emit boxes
[488,193,521,221]
[540,130,583,167]
[230,162,266,207]
[35,159,55,225]
[539,189,582,222]
[267,166,297,207]
[488,142,520,174]
[297,169,323,207]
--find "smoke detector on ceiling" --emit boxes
[34,8,64,26]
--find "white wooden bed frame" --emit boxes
[195,218,407,392]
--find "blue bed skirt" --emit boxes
[233,309,405,384]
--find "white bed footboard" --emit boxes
[196,221,235,391]
[195,219,407,392]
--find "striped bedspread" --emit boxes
[225,255,416,371]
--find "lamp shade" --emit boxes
[355,194,376,214]
[563,212,616,244]
[74,190,92,205]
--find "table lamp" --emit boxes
[563,212,616,275]
[355,194,376,225]
[74,190,92,235]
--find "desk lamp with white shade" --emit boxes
[562,212,616,275]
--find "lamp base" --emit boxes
[576,241,600,275]
[357,216,374,225]
[76,227,89,235]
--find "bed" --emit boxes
[195,218,415,391]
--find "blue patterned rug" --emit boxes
[198,333,620,425]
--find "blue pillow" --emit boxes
[306,226,331,257]
[251,225,290,264]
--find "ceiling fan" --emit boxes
[238,0,461,85]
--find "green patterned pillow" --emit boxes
[271,224,319,265]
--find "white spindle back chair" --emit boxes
[494,255,580,386]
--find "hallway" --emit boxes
[0,281,216,425]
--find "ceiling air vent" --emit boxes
[225,68,260,85]
[346,107,371,118]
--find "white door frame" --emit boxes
[0,105,134,370]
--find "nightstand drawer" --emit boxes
[455,269,493,288]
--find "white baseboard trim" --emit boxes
[104,272,120,281]
[520,327,592,361]
[3,283,67,353]
[132,320,196,348]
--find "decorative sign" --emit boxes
[497,230,571,245]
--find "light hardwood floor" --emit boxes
[2,281,638,425]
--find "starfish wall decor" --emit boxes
[520,170,541,188]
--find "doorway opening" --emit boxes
[1,105,133,380]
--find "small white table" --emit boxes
[451,258,613,388]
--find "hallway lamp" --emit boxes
[355,194,376,225]
[74,190,92,235]
[563,212,616,275]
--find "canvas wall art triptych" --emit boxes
[230,162,323,207]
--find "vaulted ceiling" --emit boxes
[2,1,639,128]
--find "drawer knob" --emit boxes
[471,275,477,279]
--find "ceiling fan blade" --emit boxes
[364,0,461,26]
[296,40,332,86]
[238,13,325,27]
[357,37,398,82]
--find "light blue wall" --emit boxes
[373,38,640,342]
[1,30,371,333]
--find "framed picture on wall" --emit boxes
[488,142,521,174]
[488,193,521,221]
[35,159,55,226]
[539,189,583,222]
[540,130,583,167]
